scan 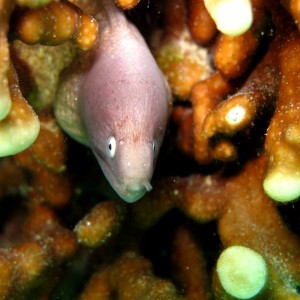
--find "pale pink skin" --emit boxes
[78,2,170,202]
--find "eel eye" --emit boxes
[107,136,116,158]
[153,140,158,157]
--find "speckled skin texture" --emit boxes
[56,1,171,202]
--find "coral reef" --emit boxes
[0,0,299,299]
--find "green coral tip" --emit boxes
[217,245,267,299]
[263,171,300,203]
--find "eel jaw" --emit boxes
[94,151,153,203]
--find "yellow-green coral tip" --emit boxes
[204,0,253,37]
[0,110,40,157]
[263,171,300,203]
[17,0,51,8]
[217,245,267,299]
[0,90,12,121]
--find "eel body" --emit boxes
[55,0,171,202]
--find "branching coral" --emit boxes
[203,0,253,36]
[0,63,40,157]
[81,251,190,300]
[188,0,217,45]
[172,226,210,300]
[0,0,16,121]
[15,112,71,207]
[154,0,213,100]
[15,0,98,50]
[0,0,300,299]
[216,245,268,299]
[115,0,140,10]
[263,2,300,203]
[202,35,279,140]
[74,200,125,247]
[132,155,300,299]
[0,0,97,157]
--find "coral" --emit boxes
[17,0,51,8]
[74,200,125,247]
[188,0,217,45]
[15,112,71,207]
[80,251,189,300]
[171,226,210,300]
[11,40,76,111]
[115,0,140,10]
[0,0,16,121]
[15,1,98,50]
[0,0,299,299]
[203,0,253,36]
[133,155,300,299]
[263,4,300,203]
[202,36,279,140]
[216,245,267,299]
[154,0,212,100]
[0,63,40,157]
[190,72,234,163]
[281,0,300,32]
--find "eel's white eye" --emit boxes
[153,140,158,157]
[107,136,116,158]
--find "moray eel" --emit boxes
[55,0,171,203]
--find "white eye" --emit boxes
[153,140,158,157]
[107,136,116,158]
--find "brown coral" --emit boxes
[0,0,299,299]
[15,0,98,50]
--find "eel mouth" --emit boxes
[117,180,153,203]
[94,151,153,203]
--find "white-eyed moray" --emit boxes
[55,0,171,202]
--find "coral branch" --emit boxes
[15,112,70,207]
[203,40,279,139]
[213,31,258,79]
[172,226,210,300]
[190,72,233,163]
[12,40,75,110]
[154,0,212,100]
[132,173,225,229]
[0,63,40,157]
[213,0,267,79]
[204,0,253,36]
[16,0,51,8]
[216,156,300,297]
[134,155,300,298]
[281,0,300,32]
[81,252,189,299]
[74,200,125,247]
[109,252,187,299]
[216,245,268,299]
[115,0,140,10]
[0,0,15,121]
[16,1,98,50]
[188,0,217,45]
[80,267,111,300]
[263,13,300,202]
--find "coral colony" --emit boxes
[0,0,299,299]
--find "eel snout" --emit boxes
[119,178,153,203]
